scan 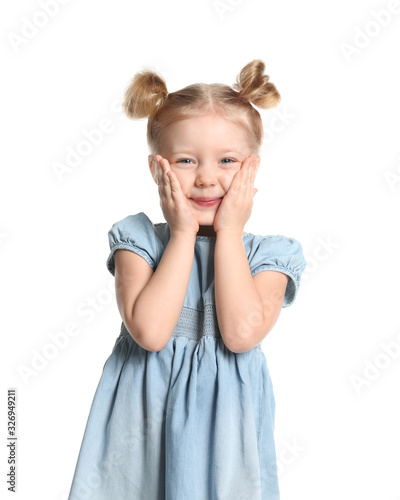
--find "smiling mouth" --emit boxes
[191,198,222,207]
[192,198,221,201]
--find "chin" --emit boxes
[196,215,215,226]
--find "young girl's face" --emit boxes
[151,113,256,228]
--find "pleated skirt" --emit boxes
[68,324,280,500]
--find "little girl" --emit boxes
[68,59,307,500]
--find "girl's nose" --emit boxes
[194,164,217,186]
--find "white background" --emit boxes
[2,0,400,498]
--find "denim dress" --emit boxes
[68,212,307,500]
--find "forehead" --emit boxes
[160,114,252,152]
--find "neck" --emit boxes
[196,226,247,237]
[196,225,216,237]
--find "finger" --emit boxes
[160,158,172,196]
[245,168,253,196]
[245,156,257,196]
[252,156,259,179]
[249,155,257,177]
[161,157,173,180]
[251,156,258,180]
[243,154,256,182]
[239,155,252,177]
[166,165,183,200]
[244,154,255,168]
[154,155,162,185]
[155,156,167,185]
[242,154,254,186]
[155,156,169,197]
[230,155,250,193]
[167,169,180,196]
[250,154,257,170]
[230,167,243,193]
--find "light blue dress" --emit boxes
[68,212,307,500]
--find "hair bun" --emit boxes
[233,59,281,109]
[122,69,168,119]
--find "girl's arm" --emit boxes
[114,231,196,352]
[214,231,288,354]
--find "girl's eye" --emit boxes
[175,158,237,165]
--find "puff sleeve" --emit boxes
[106,212,162,277]
[248,235,307,308]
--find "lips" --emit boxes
[191,197,222,208]
[191,197,222,202]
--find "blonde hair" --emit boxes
[122,59,281,155]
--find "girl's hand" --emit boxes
[152,154,200,236]
[213,154,259,235]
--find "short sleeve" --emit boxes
[249,235,307,308]
[106,212,161,276]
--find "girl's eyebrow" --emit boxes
[216,149,243,155]
[169,149,243,155]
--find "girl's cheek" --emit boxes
[224,171,238,188]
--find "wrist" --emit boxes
[215,228,244,239]
[170,230,198,242]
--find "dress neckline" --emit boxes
[163,222,252,241]
[195,233,252,241]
